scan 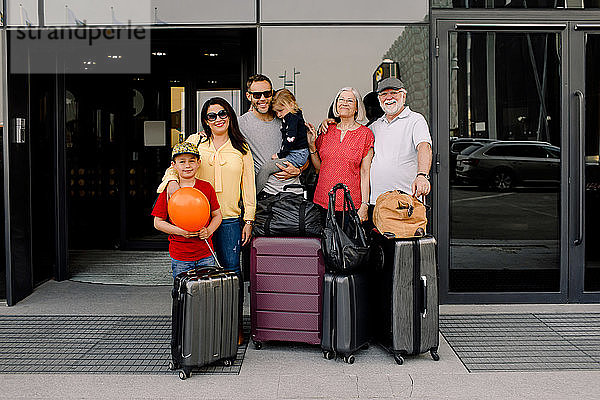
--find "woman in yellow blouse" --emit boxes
[158,98,255,343]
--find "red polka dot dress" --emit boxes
[313,124,374,211]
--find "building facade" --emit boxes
[2,0,600,305]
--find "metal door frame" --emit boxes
[431,10,582,304]
[568,22,600,303]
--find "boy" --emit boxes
[152,142,222,278]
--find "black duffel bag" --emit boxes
[253,184,323,237]
[322,183,370,272]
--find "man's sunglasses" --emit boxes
[248,90,273,100]
[206,110,229,122]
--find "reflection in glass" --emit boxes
[449,32,561,292]
[585,35,600,292]
[171,86,185,146]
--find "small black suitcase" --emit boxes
[321,272,370,364]
[373,234,440,365]
[170,267,239,379]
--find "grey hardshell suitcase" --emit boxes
[321,272,370,364]
[170,267,239,380]
[373,235,440,365]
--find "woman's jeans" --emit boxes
[212,217,244,324]
[170,255,215,279]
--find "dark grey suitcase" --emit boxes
[373,235,439,365]
[320,272,370,364]
[170,267,239,379]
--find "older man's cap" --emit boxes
[376,77,405,93]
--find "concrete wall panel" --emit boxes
[43,0,255,26]
[260,0,427,24]
[7,0,38,26]
[44,0,151,26]
[261,26,410,125]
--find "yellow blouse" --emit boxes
[157,133,256,221]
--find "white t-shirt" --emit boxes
[369,106,432,203]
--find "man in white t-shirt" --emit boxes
[369,77,432,205]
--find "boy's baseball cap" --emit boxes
[376,77,405,93]
[171,142,200,160]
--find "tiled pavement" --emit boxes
[1,281,600,399]
[440,313,600,372]
[0,315,249,375]
[2,312,600,374]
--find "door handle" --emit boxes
[574,90,584,246]
[574,24,600,31]
[454,23,566,31]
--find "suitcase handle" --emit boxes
[203,239,223,270]
[420,276,427,318]
[193,266,216,276]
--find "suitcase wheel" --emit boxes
[223,358,233,367]
[394,354,404,365]
[343,355,355,364]
[168,361,180,371]
[430,349,440,361]
[179,368,192,380]
[322,350,335,360]
[252,340,263,350]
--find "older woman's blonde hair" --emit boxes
[332,87,366,123]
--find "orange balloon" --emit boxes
[168,187,210,232]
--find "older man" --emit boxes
[369,77,432,204]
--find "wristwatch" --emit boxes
[245,220,254,226]
[417,172,430,180]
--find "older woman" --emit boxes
[307,87,374,222]
[158,97,255,345]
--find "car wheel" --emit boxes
[490,170,514,191]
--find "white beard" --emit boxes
[381,100,403,116]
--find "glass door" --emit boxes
[569,23,600,302]
[435,21,569,302]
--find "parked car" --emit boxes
[449,138,497,181]
[455,141,560,190]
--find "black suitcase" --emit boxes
[170,267,239,380]
[320,272,370,364]
[373,235,440,365]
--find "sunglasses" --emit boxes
[206,109,229,122]
[248,90,273,100]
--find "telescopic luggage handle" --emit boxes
[203,239,223,270]
[420,276,428,318]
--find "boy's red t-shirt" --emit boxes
[151,179,220,261]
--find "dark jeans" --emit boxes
[212,217,243,323]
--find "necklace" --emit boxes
[338,121,358,142]
[338,121,358,133]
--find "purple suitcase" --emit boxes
[250,237,325,349]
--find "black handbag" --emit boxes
[253,184,323,237]
[321,183,370,271]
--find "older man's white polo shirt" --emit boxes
[369,106,432,203]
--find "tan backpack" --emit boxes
[373,190,427,238]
